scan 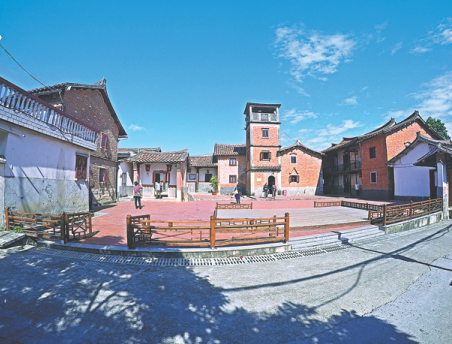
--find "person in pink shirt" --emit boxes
[133,182,143,209]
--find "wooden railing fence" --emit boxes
[5,207,93,243]
[368,198,443,225]
[314,200,384,211]
[126,213,289,249]
[216,202,253,210]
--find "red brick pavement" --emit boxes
[81,198,394,246]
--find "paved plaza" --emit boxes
[1,220,451,343]
[82,197,390,246]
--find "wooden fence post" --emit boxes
[428,199,431,214]
[383,205,387,226]
[88,213,92,236]
[210,216,216,249]
[410,201,413,219]
[5,207,9,231]
[126,215,135,250]
[284,212,290,243]
[251,202,253,210]
[60,212,67,244]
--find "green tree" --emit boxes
[426,117,450,140]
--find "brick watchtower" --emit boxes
[244,102,281,195]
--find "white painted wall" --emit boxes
[1,121,92,222]
[118,161,134,197]
[186,167,217,182]
[139,163,177,185]
[393,142,434,197]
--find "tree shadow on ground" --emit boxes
[0,249,417,344]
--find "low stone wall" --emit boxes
[188,183,214,193]
[393,195,431,202]
[362,189,391,201]
[251,186,323,197]
[382,210,448,235]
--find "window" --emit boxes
[290,175,299,183]
[75,155,88,179]
[262,129,269,138]
[253,113,259,121]
[205,174,212,182]
[261,114,268,121]
[290,155,297,164]
[229,175,237,183]
[99,168,109,183]
[229,158,237,166]
[370,172,377,184]
[260,151,271,161]
[101,134,108,148]
[369,147,376,159]
[188,174,196,181]
[271,114,277,121]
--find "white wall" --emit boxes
[187,167,217,182]
[1,122,92,220]
[394,142,434,197]
[139,163,177,185]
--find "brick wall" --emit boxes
[218,155,246,187]
[361,135,388,190]
[386,121,432,160]
[63,88,120,203]
[280,148,322,187]
[251,124,279,147]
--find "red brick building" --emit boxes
[322,111,442,200]
[29,79,127,204]
[244,102,323,196]
[214,143,246,194]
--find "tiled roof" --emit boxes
[189,155,217,167]
[118,148,161,153]
[131,149,189,163]
[322,111,442,154]
[29,79,127,138]
[279,140,323,157]
[214,143,246,156]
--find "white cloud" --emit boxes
[317,120,362,137]
[410,46,431,54]
[343,96,358,106]
[275,25,356,91]
[129,124,145,131]
[298,129,311,134]
[375,22,388,30]
[383,71,452,121]
[410,18,452,53]
[391,41,403,55]
[282,109,317,124]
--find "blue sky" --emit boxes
[1,1,452,154]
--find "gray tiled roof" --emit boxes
[189,155,217,167]
[322,111,442,154]
[29,79,127,138]
[131,149,189,163]
[279,140,323,157]
[214,143,246,156]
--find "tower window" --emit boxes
[260,151,271,161]
[261,114,268,121]
[262,129,269,138]
[271,114,277,121]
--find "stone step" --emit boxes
[0,230,26,248]
[290,226,384,250]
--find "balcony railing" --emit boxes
[0,76,99,143]
[323,161,361,174]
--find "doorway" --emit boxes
[430,170,437,199]
[268,176,275,189]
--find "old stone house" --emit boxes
[214,143,246,194]
[29,78,127,205]
[322,111,442,200]
[0,76,98,228]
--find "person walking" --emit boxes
[235,189,241,204]
[133,181,143,209]
[155,181,161,199]
[272,184,277,199]
[263,183,269,198]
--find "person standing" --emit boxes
[355,182,360,197]
[263,183,269,198]
[133,182,143,209]
[235,189,241,204]
[272,184,277,199]
[155,181,160,199]
[89,185,94,211]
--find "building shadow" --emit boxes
[0,249,417,343]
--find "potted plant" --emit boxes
[210,176,219,195]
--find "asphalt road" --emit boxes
[1,220,452,343]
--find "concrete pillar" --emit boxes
[133,162,140,183]
[176,165,182,202]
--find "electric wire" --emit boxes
[0,42,46,87]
